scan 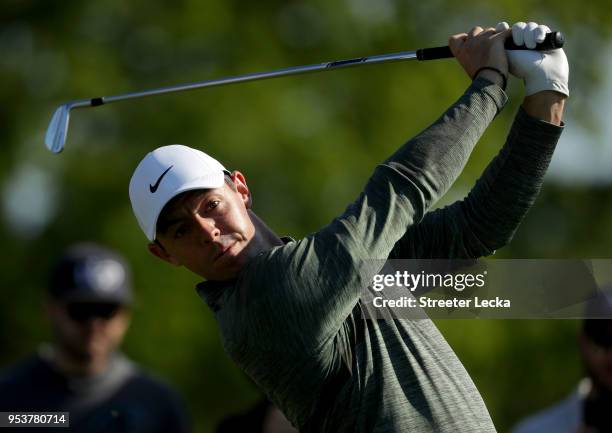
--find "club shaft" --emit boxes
[86,51,419,107]
[64,30,567,109]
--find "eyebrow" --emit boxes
[162,216,186,231]
[157,190,222,235]
[157,195,195,235]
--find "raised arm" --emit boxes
[309,26,511,260]
[390,22,568,259]
[389,102,564,260]
[250,26,513,350]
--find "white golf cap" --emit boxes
[129,144,227,241]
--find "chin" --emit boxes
[86,340,111,357]
[204,256,247,281]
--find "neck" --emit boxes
[50,345,110,378]
[247,210,284,254]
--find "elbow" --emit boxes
[473,223,520,256]
[461,214,520,257]
[461,199,524,256]
[485,232,514,255]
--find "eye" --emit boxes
[174,224,188,239]
[206,200,221,211]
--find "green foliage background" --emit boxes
[1,1,611,431]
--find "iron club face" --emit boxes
[45,100,91,153]
[45,104,71,153]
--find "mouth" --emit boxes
[214,242,236,262]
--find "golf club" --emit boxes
[45,31,564,153]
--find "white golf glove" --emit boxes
[496,21,569,97]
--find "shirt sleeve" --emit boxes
[389,107,564,260]
[243,78,507,352]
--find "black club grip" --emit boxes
[416,31,565,61]
[505,31,564,50]
[416,46,454,61]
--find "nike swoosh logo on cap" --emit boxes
[149,165,173,193]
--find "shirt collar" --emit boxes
[195,279,233,312]
[195,236,295,311]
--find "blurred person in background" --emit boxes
[0,243,190,433]
[511,291,612,433]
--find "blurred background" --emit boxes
[1,0,612,431]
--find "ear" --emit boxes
[148,242,181,266]
[231,170,252,209]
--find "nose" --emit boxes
[195,215,220,243]
[81,317,109,333]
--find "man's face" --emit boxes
[151,172,256,280]
[48,301,130,364]
[580,322,612,393]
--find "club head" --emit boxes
[45,104,71,153]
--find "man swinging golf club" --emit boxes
[128,21,568,432]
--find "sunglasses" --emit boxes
[65,302,121,322]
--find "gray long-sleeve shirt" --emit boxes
[198,77,564,432]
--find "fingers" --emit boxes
[466,21,551,47]
[496,21,510,32]
[448,26,496,55]
[494,22,512,41]
[468,26,498,38]
[450,24,510,81]
[449,33,468,43]
[449,24,505,58]
[512,21,551,48]
[481,27,497,37]
[512,22,527,46]
[448,33,467,55]
[534,24,550,43]
[468,26,484,37]
[524,22,538,48]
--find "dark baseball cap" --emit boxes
[48,243,133,305]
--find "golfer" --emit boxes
[128,21,568,432]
